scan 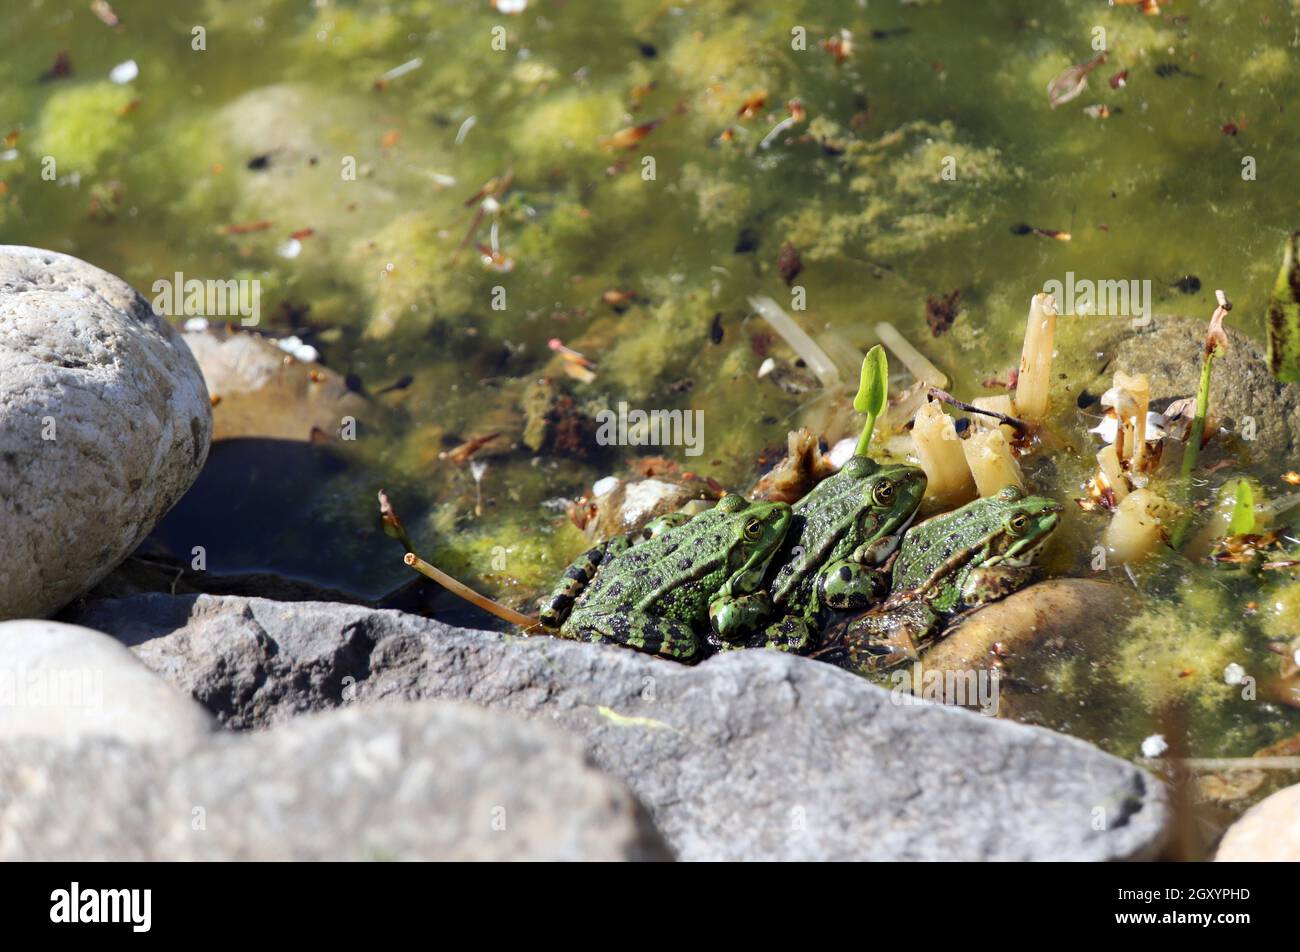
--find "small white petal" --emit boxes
[1140,734,1168,758]
[592,476,620,498]
[110,59,139,84]
[827,437,857,469]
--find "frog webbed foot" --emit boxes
[818,559,891,613]
[537,535,632,629]
[566,609,701,661]
[960,564,1038,609]
[840,600,940,674]
[708,591,773,645]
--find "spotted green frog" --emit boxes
[840,485,1062,673]
[538,494,792,661]
[723,457,927,653]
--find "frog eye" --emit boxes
[871,479,895,506]
[1008,513,1029,534]
[743,518,762,539]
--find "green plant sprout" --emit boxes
[1172,291,1231,549]
[1227,479,1256,537]
[854,344,889,457]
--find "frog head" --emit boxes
[717,494,792,597]
[977,485,1063,568]
[853,462,929,565]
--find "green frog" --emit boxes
[537,494,792,661]
[839,485,1062,673]
[721,457,927,653]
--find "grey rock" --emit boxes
[0,246,212,619]
[74,594,1173,860]
[1063,313,1300,459]
[0,700,667,861]
[0,619,213,746]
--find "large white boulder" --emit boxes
[0,246,211,618]
[0,619,213,747]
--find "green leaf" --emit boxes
[1228,479,1256,537]
[1266,232,1300,385]
[854,345,888,414]
[854,345,889,456]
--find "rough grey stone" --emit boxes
[0,700,668,861]
[1063,313,1300,460]
[0,619,213,747]
[0,246,212,619]
[74,594,1173,861]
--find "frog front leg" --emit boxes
[959,564,1038,610]
[817,559,892,613]
[564,609,701,661]
[840,599,940,674]
[537,535,632,629]
[707,591,774,647]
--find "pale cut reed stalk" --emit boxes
[912,400,975,504]
[971,394,1019,440]
[1097,444,1130,503]
[1102,488,1178,564]
[962,428,1024,497]
[875,321,948,388]
[748,295,841,390]
[1014,292,1059,421]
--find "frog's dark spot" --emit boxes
[606,584,623,600]
[838,565,853,583]
[549,593,573,610]
[663,544,678,556]
[942,548,953,559]
[678,558,691,570]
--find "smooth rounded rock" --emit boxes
[0,246,212,619]
[0,619,213,746]
[1215,783,1300,861]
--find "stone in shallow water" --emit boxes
[0,246,212,619]
[1214,782,1300,861]
[73,593,1173,861]
[0,700,667,861]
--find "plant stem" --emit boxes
[403,552,540,629]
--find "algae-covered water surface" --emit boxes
[4,1,1300,805]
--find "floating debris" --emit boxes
[454,115,476,146]
[822,29,853,65]
[373,57,423,91]
[90,0,121,28]
[736,91,767,119]
[1010,222,1072,241]
[600,117,663,151]
[776,242,802,286]
[548,337,597,383]
[1141,734,1169,758]
[39,50,74,82]
[1047,53,1106,109]
[925,288,961,337]
[440,432,502,464]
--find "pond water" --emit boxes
[4,0,1300,819]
